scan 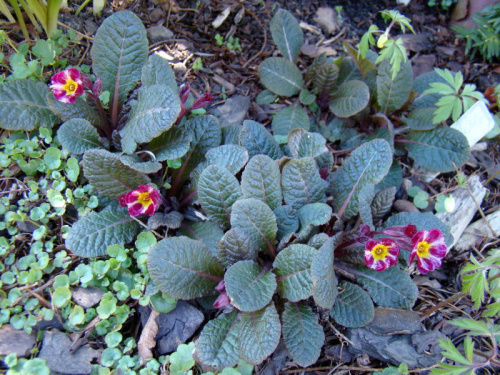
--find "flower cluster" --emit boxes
[360,224,447,274]
[118,185,162,216]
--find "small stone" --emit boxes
[39,330,99,375]
[149,8,165,22]
[212,95,251,128]
[147,25,174,44]
[394,199,419,212]
[0,325,36,357]
[72,286,105,309]
[139,301,204,355]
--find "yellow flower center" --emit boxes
[63,78,78,95]
[372,244,389,261]
[137,192,152,207]
[416,241,431,258]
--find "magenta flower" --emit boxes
[118,185,162,216]
[364,238,400,272]
[409,229,447,274]
[50,68,85,104]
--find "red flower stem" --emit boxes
[110,67,121,128]
[179,190,197,208]
[169,154,191,197]
[93,95,112,140]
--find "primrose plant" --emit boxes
[0,8,456,371]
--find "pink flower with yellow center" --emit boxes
[50,68,84,104]
[364,238,400,272]
[409,229,447,274]
[118,185,162,216]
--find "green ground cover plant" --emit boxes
[0,6,494,373]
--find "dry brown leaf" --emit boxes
[138,310,160,363]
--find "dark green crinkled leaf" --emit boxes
[221,124,242,145]
[270,9,303,63]
[241,155,282,211]
[354,266,418,309]
[314,64,339,97]
[337,57,363,86]
[273,205,299,240]
[239,303,281,365]
[375,161,402,193]
[411,70,446,109]
[217,228,257,268]
[282,302,324,367]
[196,311,240,371]
[91,11,148,106]
[298,203,332,228]
[315,150,334,171]
[376,60,413,114]
[0,80,58,130]
[148,126,191,161]
[259,57,304,97]
[271,103,310,136]
[383,211,453,247]
[371,187,396,221]
[331,282,374,328]
[178,221,224,258]
[147,236,224,299]
[330,80,370,118]
[288,128,328,159]
[120,84,181,152]
[141,53,177,90]
[206,145,249,175]
[405,127,470,173]
[66,205,140,258]
[256,89,278,105]
[403,108,436,131]
[82,149,151,198]
[225,260,277,312]
[299,90,316,105]
[273,244,317,302]
[230,198,277,255]
[57,119,103,155]
[331,139,392,219]
[358,183,375,227]
[119,154,162,173]
[47,95,101,128]
[281,157,326,210]
[198,165,242,229]
[182,115,222,172]
[240,120,283,160]
[311,235,339,309]
[308,233,329,249]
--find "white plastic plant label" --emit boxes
[451,100,495,147]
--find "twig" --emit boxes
[57,21,94,41]
[130,215,164,239]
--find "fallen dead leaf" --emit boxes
[138,310,160,363]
